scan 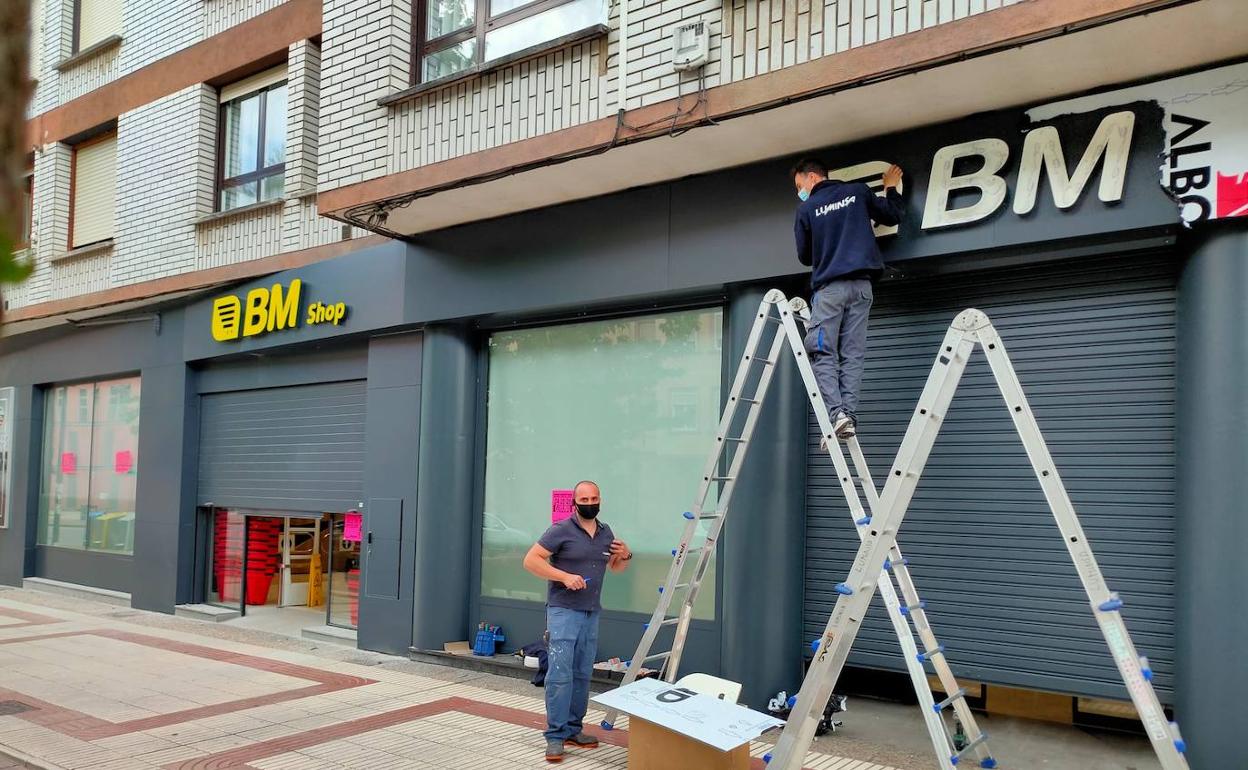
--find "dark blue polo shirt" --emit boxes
[538,516,615,612]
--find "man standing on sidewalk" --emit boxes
[523,480,632,763]
[792,159,905,440]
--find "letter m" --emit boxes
[1014,110,1135,213]
[267,279,302,332]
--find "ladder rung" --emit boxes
[917,644,945,663]
[644,651,672,662]
[710,475,735,482]
[900,600,927,616]
[671,546,706,556]
[736,397,761,405]
[748,357,776,367]
[723,436,748,443]
[953,733,990,761]
[643,618,682,630]
[932,688,968,713]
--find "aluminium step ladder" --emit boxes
[763,307,1189,770]
[599,289,996,769]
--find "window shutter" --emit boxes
[219,66,288,104]
[78,0,122,52]
[72,134,117,248]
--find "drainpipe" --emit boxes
[617,0,629,112]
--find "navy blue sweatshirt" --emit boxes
[795,180,904,291]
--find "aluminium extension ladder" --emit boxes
[763,303,1190,770]
[600,289,997,769]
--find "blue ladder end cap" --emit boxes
[883,559,891,570]
[1174,739,1186,754]
[786,695,797,708]
[1099,597,1124,612]
[834,582,854,596]
[950,756,959,766]
[856,516,872,526]
[932,703,942,713]
[672,549,678,556]
[683,511,695,520]
[643,623,649,630]
[600,720,614,731]
[1141,668,1153,681]
[658,586,664,594]
[980,759,998,768]
[811,639,821,652]
[763,753,772,764]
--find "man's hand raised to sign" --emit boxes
[882,164,903,191]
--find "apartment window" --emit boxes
[417,0,607,82]
[70,132,117,249]
[218,67,287,212]
[38,376,141,555]
[73,0,122,53]
[18,172,32,250]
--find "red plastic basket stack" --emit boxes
[213,513,242,603]
[245,517,281,605]
[347,569,360,626]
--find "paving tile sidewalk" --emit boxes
[0,588,904,770]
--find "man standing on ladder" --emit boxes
[792,159,904,439]
[523,480,632,763]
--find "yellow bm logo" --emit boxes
[211,280,302,342]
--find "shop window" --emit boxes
[70,132,117,249]
[416,0,607,83]
[38,376,141,554]
[218,67,287,212]
[73,0,122,54]
[480,308,723,618]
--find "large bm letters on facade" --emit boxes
[212,280,302,342]
[922,111,1135,229]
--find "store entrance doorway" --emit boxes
[202,508,361,633]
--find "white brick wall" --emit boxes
[317,0,1020,189]
[319,0,412,191]
[286,39,322,198]
[12,1,365,312]
[111,85,214,287]
[22,143,73,306]
[119,1,201,74]
[205,0,289,38]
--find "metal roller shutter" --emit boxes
[804,253,1178,701]
[198,381,367,512]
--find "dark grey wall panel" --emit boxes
[196,345,367,394]
[1175,227,1248,769]
[197,381,367,512]
[412,325,475,652]
[720,287,808,709]
[358,331,422,655]
[804,253,1179,701]
[35,546,132,593]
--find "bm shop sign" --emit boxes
[211,279,349,342]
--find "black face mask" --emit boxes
[575,502,601,520]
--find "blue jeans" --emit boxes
[544,606,600,741]
[804,279,874,418]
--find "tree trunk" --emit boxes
[0,2,34,324]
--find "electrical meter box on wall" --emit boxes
[672,21,709,71]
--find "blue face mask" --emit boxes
[797,188,810,202]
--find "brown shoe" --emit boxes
[565,732,600,749]
[545,738,565,762]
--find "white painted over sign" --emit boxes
[1028,60,1248,224]
[590,676,784,751]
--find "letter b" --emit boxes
[243,288,270,337]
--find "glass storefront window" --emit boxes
[481,308,723,618]
[327,513,362,629]
[38,376,141,554]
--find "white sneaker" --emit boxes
[833,412,856,440]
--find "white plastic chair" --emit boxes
[674,672,743,704]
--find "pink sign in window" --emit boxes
[343,512,363,543]
[60,452,77,474]
[551,489,574,523]
[114,450,133,474]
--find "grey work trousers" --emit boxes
[803,278,874,419]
